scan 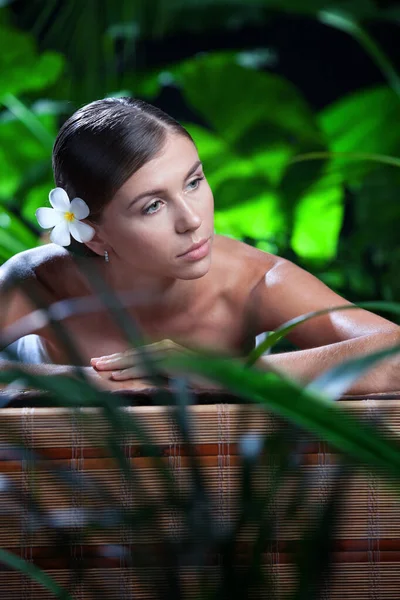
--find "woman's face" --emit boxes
[95,132,214,281]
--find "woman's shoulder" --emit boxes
[0,245,74,339]
[210,235,286,312]
[0,244,73,294]
[212,235,282,283]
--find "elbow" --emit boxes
[373,327,400,392]
[385,343,400,392]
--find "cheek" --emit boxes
[203,185,214,218]
[108,216,173,259]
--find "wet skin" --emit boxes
[1,133,399,392]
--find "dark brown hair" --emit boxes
[52,97,194,222]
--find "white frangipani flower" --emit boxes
[36,188,95,247]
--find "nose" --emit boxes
[174,196,202,234]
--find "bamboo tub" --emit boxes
[0,390,400,599]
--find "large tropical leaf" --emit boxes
[0,24,63,100]
[0,107,56,202]
[318,86,400,184]
[164,54,326,243]
[290,171,344,261]
[169,53,323,148]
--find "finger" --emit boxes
[94,353,162,371]
[110,366,151,380]
[92,344,178,370]
[94,340,181,362]
[91,349,135,365]
[93,355,138,370]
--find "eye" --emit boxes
[143,200,162,215]
[186,176,204,191]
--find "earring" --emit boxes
[104,250,109,263]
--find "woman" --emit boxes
[0,97,399,393]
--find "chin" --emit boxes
[177,257,212,280]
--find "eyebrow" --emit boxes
[127,160,203,208]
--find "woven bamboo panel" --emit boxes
[0,397,399,599]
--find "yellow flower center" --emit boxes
[64,211,75,222]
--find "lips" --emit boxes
[178,237,209,257]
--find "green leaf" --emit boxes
[166,353,400,479]
[308,342,400,400]
[145,54,326,242]
[0,207,38,258]
[0,25,64,99]
[352,166,400,251]
[214,192,284,239]
[21,181,53,224]
[247,301,400,365]
[183,122,226,160]
[319,10,400,98]
[171,52,323,148]
[184,117,288,235]
[293,464,349,600]
[0,548,71,599]
[0,106,57,202]
[319,86,400,183]
[290,173,344,261]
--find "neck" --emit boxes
[96,258,197,317]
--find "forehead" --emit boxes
[115,133,200,200]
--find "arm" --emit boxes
[0,359,157,392]
[249,258,400,394]
[0,255,153,391]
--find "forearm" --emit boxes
[256,330,400,394]
[0,358,72,380]
[0,359,156,392]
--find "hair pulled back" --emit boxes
[52,97,193,222]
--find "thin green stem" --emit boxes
[319,11,400,99]
[0,548,71,599]
[1,94,53,149]
[290,151,400,169]
[352,24,400,99]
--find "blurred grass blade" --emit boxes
[240,425,298,598]
[292,463,349,600]
[247,301,400,365]
[165,353,400,478]
[0,548,71,599]
[72,257,175,392]
[0,358,180,499]
[307,342,400,400]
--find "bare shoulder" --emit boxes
[212,235,282,290]
[0,244,88,309]
[0,244,70,292]
[0,245,75,340]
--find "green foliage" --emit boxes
[0,1,400,595]
[0,0,400,600]
[1,1,400,302]
[1,294,400,597]
[140,52,338,253]
[137,53,400,275]
[0,24,63,100]
[0,549,71,599]
[319,86,400,181]
[0,21,65,261]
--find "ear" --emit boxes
[83,221,109,257]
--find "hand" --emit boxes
[82,366,156,392]
[90,339,219,390]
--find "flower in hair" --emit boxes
[36,188,95,247]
